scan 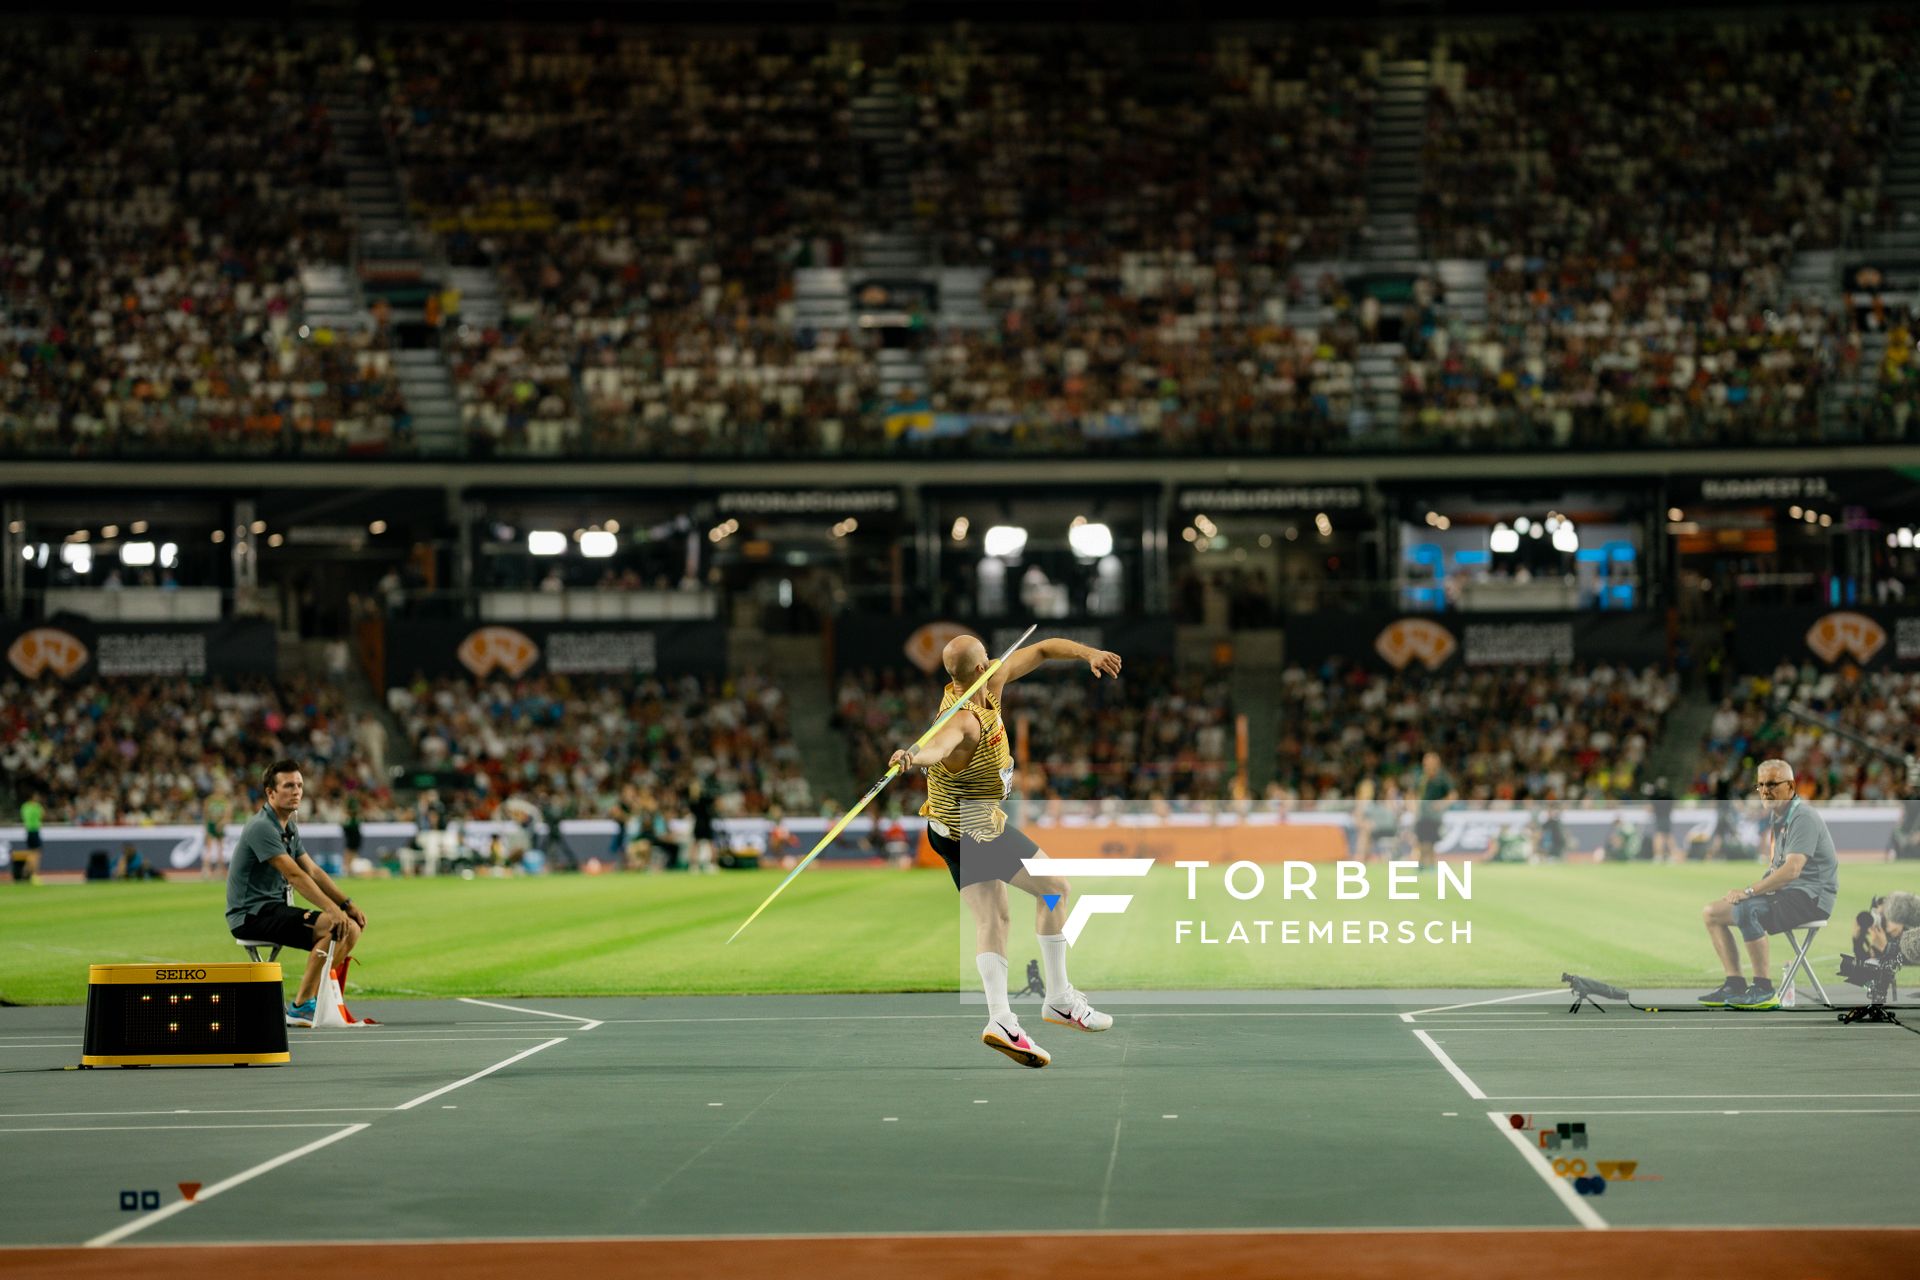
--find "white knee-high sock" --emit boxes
[1038,933,1069,1001]
[976,952,1014,1023]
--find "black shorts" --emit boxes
[1732,891,1828,943]
[927,822,1042,890]
[1414,815,1443,845]
[25,830,41,850]
[231,903,323,951]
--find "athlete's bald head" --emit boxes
[942,634,988,684]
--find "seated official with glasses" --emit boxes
[1698,759,1839,1010]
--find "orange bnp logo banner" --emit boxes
[1374,618,1458,671]
[1804,611,1886,664]
[6,627,90,679]
[1028,823,1349,864]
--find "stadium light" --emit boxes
[130,520,148,535]
[1489,524,1520,554]
[1552,523,1580,554]
[1068,520,1113,559]
[160,542,178,569]
[1513,517,1531,534]
[983,525,1028,558]
[527,530,567,556]
[119,541,156,567]
[1899,528,1915,549]
[61,544,93,573]
[579,530,617,558]
[950,516,970,541]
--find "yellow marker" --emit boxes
[728,624,1037,943]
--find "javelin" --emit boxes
[728,623,1036,943]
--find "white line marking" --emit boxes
[456,998,603,1030]
[591,1011,1417,1025]
[283,1036,562,1044]
[1429,1024,1847,1033]
[882,1117,897,1123]
[0,1123,363,1134]
[1412,1030,1486,1100]
[1401,990,1566,1022]
[394,1038,568,1111]
[1491,1093,1920,1101]
[973,1100,988,1104]
[0,1107,395,1119]
[1095,1116,1125,1228]
[1546,1107,1920,1116]
[1486,1112,1607,1230]
[1162,1114,1178,1120]
[83,1124,368,1247]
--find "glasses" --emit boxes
[1754,781,1792,792]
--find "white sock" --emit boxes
[975,952,1013,1025]
[1038,933,1070,1002]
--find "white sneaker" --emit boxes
[1042,988,1113,1032]
[981,1019,1051,1068]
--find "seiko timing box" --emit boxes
[82,962,290,1067]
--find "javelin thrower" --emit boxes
[886,632,1124,1068]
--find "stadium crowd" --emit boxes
[1272,660,1678,803]
[1402,15,1920,449]
[385,671,811,821]
[2,15,1916,461]
[0,676,391,825]
[0,28,412,457]
[1700,667,1920,801]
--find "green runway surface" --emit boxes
[4,863,1913,1005]
[1,991,1916,1249]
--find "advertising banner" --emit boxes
[1,617,277,681]
[1730,607,1920,672]
[1283,611,1666,673]
[382,620,729,686]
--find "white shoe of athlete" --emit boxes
[1042,988,1113,1032]
[981,1019,1051,1068]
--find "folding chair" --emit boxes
[1776,917,1832,1008]
[235,887,293,963]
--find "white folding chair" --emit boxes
[1776,917,1832,1008]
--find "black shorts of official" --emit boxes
[1414,816,1443,845]
[926,822,1042,890]
[1731,890,1828,943]
[231,903,323,951]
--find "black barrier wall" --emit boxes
[1282,611,1669,673]
[2,616,278,680]
[832,615,1176,676]
[382,620,729,686]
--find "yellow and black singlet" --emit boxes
[919,681,1015,840]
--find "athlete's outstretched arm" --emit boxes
[889,711,982,773]
[991,638,1122,694]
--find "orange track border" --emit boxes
[3,1229,1910,1279]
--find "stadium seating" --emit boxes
[0,675,388,823]
[1701,668,1920,800]
[1273,661,1677,802]
[385,672,808,820]
[0,28,411,456]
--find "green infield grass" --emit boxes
[1,862,1905,1005]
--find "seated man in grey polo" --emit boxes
[1699,759,1838,1010]
[226,759,368,1027]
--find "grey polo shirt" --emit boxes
[225,804,305,929]
[1767,796,1838,915]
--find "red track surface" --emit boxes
[3,1229,1906,1279]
